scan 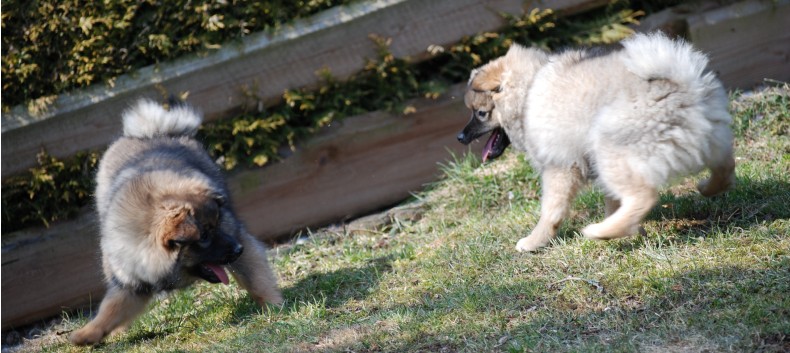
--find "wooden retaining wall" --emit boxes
[687,0,790,88]
[634,0,790,88]
[0,212,105,331]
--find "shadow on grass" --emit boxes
[653,177,787,220]
[284,255,394,308]
[558,177,789,251]
[494,264,790,352]
[226,254,395,323]
[86,255,397,344]
[643,177,789,240]
[111,329,174,347]
[306,263,789,352]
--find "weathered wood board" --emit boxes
[1,212,105,330]
[229,84,476,238]
[1,0,605,178]
[687,0,790,89]
[634,0,790,89]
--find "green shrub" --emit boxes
[1,0,357,110]
[1,151,99,233]
[200,34,428,169]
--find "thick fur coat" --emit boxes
[71,100,282,345]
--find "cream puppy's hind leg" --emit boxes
[603,195,647,236]
[582,191,656,239]
[698,106,737,197]
[604,196,620,217]
[582,161,658,240]
[697,140,736,197]
[516,166,584,252]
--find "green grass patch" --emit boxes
[18,84,789,353]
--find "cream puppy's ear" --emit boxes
[469,59,505,93]
[468,68,483,87]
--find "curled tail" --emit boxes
[122,99,202,139]
[620,32,715,93]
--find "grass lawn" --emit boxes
[15,85,789,352]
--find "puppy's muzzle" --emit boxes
[457,115,487,145]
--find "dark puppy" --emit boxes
[70,99,282,345]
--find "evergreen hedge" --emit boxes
[2,0,356,110]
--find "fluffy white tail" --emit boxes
[621,32,713,92]
[122,99,202,139]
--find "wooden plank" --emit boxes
[229,84,476,238]
[0,83,481,329]
[687,0,790,89]
[1,212,105,329]
[1,0,605,178]
[632,1,724,38]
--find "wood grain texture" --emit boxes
[1,212,105,329]
[229,84,477,238]
[687,0,790,89]
[1,0,604,178]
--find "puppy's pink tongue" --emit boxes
[482,129,499,162]
[205,263,229,285]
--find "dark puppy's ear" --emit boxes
[159,202,200,250]
[212,193,226,206]
[203,190,225,207]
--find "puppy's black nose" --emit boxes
[456,132,465,143]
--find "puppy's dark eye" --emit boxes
[198,232,211,248]
[168,238,191,249]
[477,110,488,118]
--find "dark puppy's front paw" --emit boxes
[251,289,284,307]
[69,326,106,346]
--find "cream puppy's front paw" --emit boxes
[515,236,547,252]
[581,223,609,240]
[582,222,640,240]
